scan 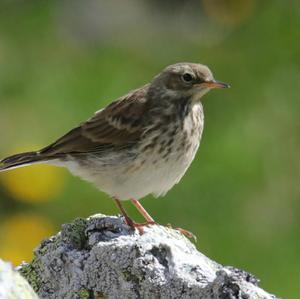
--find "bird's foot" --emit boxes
[133,221,157,227]
[133,221,157,234]
[123,216,157,235]
[176,227,197,242]
[167,224,197,241]
[123,215,196,240]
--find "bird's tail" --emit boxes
[0,151,45,172]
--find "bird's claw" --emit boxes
[124,217,157,235]
[175,227,197,242]
[167,223,197,242]
[125,217,196,241]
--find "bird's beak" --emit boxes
[200,80,230,89]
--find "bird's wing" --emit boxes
[40,85,150,157]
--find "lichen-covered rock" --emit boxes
[19,214,279,299]
[0,259,38,299]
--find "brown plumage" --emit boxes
[0,62,229,237]
[0,86,149,169]
[41,86,149,156]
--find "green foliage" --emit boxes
[1,1,300,298]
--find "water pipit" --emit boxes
[0,63,229,237]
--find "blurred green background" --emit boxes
[0,0,299,298]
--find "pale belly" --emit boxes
[54,104,204,200]
[101,138,200,200]
[62,138,200,200]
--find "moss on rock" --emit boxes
[19,262,42,293]
[61,217,88,250]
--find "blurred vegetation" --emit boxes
[0,1,299,298]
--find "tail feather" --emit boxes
[0,151,44,172]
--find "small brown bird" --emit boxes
[0,62,229,236]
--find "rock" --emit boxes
[0,259,38,299]
[18,214,279,299]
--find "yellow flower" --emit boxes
[1,160,66,203]
[0,213,55,266]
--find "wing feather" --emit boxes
[40,85,149,157]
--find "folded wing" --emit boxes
[40,85,150,157]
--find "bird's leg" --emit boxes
[130,199,196,240]
[114,198,134,226]
[116,198,195,239]
[113,198,145,234]
[130,199,156,225]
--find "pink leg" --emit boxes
[115,198,196,240]
[114,198,145,234]
[130,199,155,224]
[114,198,134,226]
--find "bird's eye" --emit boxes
[181,73,194,83]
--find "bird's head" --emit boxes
[150,62,230,103]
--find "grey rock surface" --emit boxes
[0,259,38,299]
[19,214,279,299]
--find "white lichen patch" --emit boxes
[17,215,279,299]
